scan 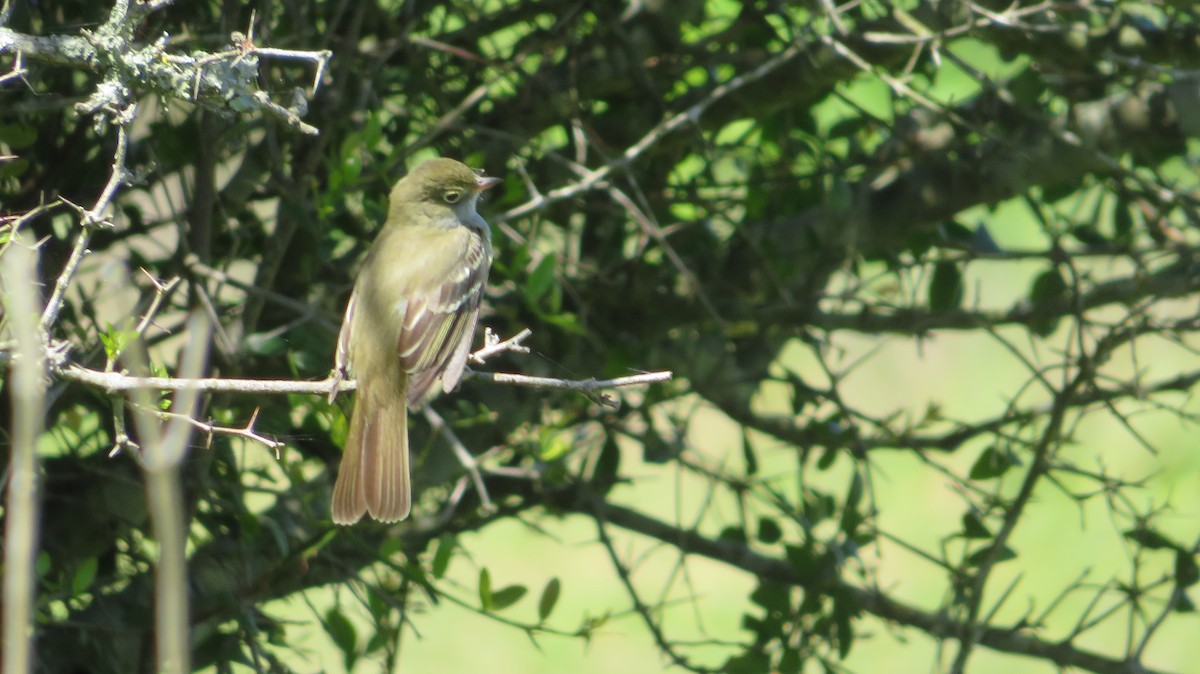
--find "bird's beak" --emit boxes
[475,175,502,192]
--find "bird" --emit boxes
[330,158,499,524]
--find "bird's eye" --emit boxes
[443,190,462,204]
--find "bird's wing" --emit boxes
[397,229,490,404]
[328,285,358,403]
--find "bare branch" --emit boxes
[61,362,673,399]
[64,365,350,395]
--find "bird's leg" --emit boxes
[326,367,345,404]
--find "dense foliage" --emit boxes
[2,1,1199,672]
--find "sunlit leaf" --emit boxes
[538,577,561,622]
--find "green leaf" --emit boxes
[966,544,1016,568]
[1112,195,1134,245]
[72,558,99,595]
[362,111,384,151]
[1029,268,1068,337]
[833,592,858,659]
[490,584,528,611]
[0,123,37,149]
[719,525,747,543]
[524,253,557,303]
[1030,268,1068,300]
[1071,225,1109,247]
[538,430,573,461]
[749,582,790,613]
[1174,593,1196,613]
[788,372,815,416]
[244,331,287,356]
[99,325,139,360]
[1175,550,1199,588]
[642,424,672,463]
[758,517,782,544]
[1124,526,1177,551]
[785,543,820,578]
[779,648,801,674]
[365,629,390,655]
[379,535,404,559]
[366,586,389,619]
[724,650,771,674]
[816,445,838,470]
[542,310,585,334]
[0,156,29,180]
[324,608,358,671]
[938,221,974,246]
[741,429,758,475]
[969,446,1019,480]
[592,434,621,493]
[479,567,493,610]
[839,472,864,536]
[960,511,991,539]
[803,490,836,523]
[928,261,963,311]
[538,577,561,622]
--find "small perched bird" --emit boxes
[331,158,499,525]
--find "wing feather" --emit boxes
[397,229,489,404]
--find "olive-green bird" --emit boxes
[331,158,499,525]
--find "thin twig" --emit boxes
[121,403,284,456]
[0,50,26,86]
[590,503,720,674]
[468,370,674,407]
[422,406,493,514]
[40,111,135,332]
[470,327,532,364]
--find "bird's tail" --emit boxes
[331,381,411,524]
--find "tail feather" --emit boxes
[364,394,410,522]
[331,404,367,524]
[332,384,411,525]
